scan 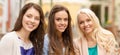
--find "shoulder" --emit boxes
[44,34,48,39]
[99,28,113,35]
[44,34,49,44]
[1,31,18,42]
[43,34,49,55]
[0,31,20,55]
[102,29,113,35]
[0,31,18,48]
[73,37,82,43]
[97,28,114,38]
[73,38,82,55]
[73,38,82,47]
[44,34,49,41]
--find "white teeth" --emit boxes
[28,25,33,28]
[59,26,65,28]
[27,23,34,28]
[84,27,90,30]
[25,21,36,29]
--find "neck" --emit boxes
[84,33,97,47]
[86,36,94,42]
[84,32,94,41]
[16,28,31,43]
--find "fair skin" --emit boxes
[54,10,68,33]
[78,13,96,47]
[16,7,40,44]
[54,10,68,47]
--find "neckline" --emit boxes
[88,44,97,49]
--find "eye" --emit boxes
[26,14,32,18]
[79,21,84,24]
[56,18,61,21]
[86,19,91,22]
[64,18,68,21]
[35,17,40,20]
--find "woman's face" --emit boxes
[78,13,94,35]
[54,10,68,33]
[22,7,40,32]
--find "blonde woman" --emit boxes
[73,8,119,55]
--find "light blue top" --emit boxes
[43,34,49,55]
[88,45,98,55]
[43,34,65,55]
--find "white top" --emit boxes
[0,31,34,55]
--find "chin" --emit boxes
[85,31,92,34]
[59,30,65,33]
[26,29,35,32]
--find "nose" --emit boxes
[61,20,65,24]
[84,22,88,26]
[31,17,35,23]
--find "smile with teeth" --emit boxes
[27,23,34,28]
[84,26,90,31]
[59,26,65,29]
[84,28,90,30]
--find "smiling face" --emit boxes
[22,7,40,32]
[54,10,68,33]
[78,13,95,35]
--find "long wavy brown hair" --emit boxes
[48,5,75,55]
[12,3,45,55]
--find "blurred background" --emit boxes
[0,0,120,44]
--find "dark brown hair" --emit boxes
[48,5,75,55]
[12,3,45,55]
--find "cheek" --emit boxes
[78,25,84,32]
[79,24,83,29]
[37,20,40,24]
[90,22,94,27]
[22,17,26,25]
[79,24,86,32]
[66,21,68,26]
[36,21,40,26]
[54,22,59,30]
[22,16,29,23]
[79,26,81,29]
[54,21,58,26]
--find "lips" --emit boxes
[27,23,34,29]
[28,25,34,28]
[83,26,92,32]
[58,26,66,29]
[84,27,90,30]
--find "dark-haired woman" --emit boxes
[43,5,75,55]
[0,3,45,55]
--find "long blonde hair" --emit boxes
[74,8,118,54]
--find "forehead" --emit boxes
[78,13,90,20]
[55,10,68,17]
[25,7,40,16]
